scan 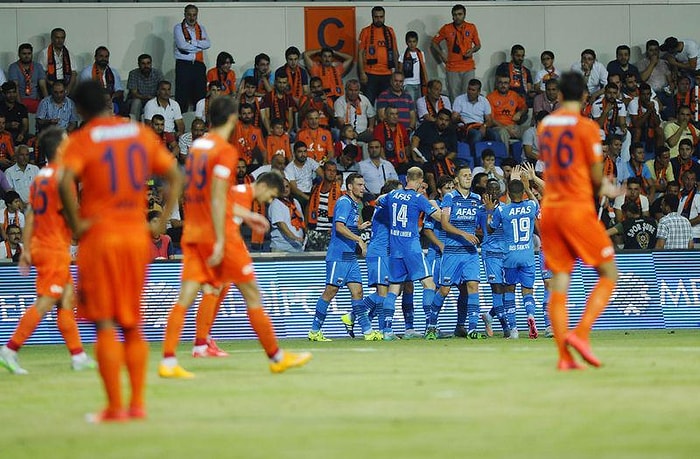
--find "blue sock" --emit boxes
[456,291,467,327]
[311,298,330,332]
[492,293,508,331]
[401,293,415,330]
[353,299,372,335]
[423,289,435,326]
[523,294,536,317]
[428,292,447,327]
[383,292,398,333]
[488,306,496,317]
[360,294,377,323]
[504,292,516,330]
[542,289,551,327]
[467,293,480,331]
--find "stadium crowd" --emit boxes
[0,2,699,263]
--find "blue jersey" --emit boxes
[490,199,539,267]
[378,189,437,258]
[441,189,482,254]
[326,195,360,261]
[477,204,505,254]
[423,197,445,258]
[366,203,390,258]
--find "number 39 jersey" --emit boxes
[378,189,437,259]
[441,189,482,253]
[537,107,602,208]
[491,199,539,267]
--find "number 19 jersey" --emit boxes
[378,189,436,258]
[491,199,539,268]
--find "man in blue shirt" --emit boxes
[488,178,540,339]
[427,165,482,339]
[378,167,441,339]
[309,173,382,341]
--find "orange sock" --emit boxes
[95,328,124,414]
[576,277,616,340]
[123,328,148,412]
[163,304,188,358]
[7,305,43,351]
[194,294,219,346]
[57,308,84,355]
[548,291,573,362]
[247,307,279,359]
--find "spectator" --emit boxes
[412,108,458,164]
[150,114,180,159]
[251,153,286,180]
[452,78,492,150]
[637,40,673,95]
[277,46,310,104]
[173,3,210,112]
[0,224,22,261]
[571,49,608,100]
[592,83,630,159]
[206,51,236,97]
[534,50,559,93]
[304,48,351,102]
[237,77,263,129]
[285,140,321,207]
[618,143,654,195]
[0,115,15,170]
[650,180,680,221]
[232,103,266,168]
[664,105,699,158]
[398,31,428,103]
[424,140,456,198]
[126,54,164,121]
[496,44,535,103]
[678,170,700,244]
[533,79,560,117]
[602,135,627,184]
[522,111,549,169]
[194,80,223,124]
[655,194,693,249]
[607,45,641,82]
[261,71,296,134]
[358,139,398,195]
[376,72,416,131]
[297,110,333,163]
[416,79,452,124]
[671,76,696,121]
[265,118,292,163]
[335,144,361,185]
[178,118,206,163]
[334,79,376,143]
[79,46,124,114]
[8,43,47,114]
[1,191,25,236]
[358,6,398,104]
[144,80,185,138]
[620,73,643,107]
[35,81,78,133]
[0,82,28,145]
[373,106,410,174]
[298,77,335,130]
[472,149,505,191]
[269,178,306,253]
[431,3,481,102]
[240,53,273,97]
[148,210,173,260]
[487,74,528,145]
[5,145,39,204]
[39,28,77,95]
[334,124,359,161]
[645,147,674,198]
[629,82,664,151]
[671,138,700,180]
[660,36,700,79]
[606,202,657,250]
[613,177,650,222]
[305,161,342,251]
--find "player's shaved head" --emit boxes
[508,179,525,195]
[559,71,586,101]
[37,126,65,162]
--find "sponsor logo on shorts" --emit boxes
[50,285,64,295]
[242,264,254,275]
[601,246,615,258]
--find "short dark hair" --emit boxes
[380,179,402,195]
[37,127,64,163]
[638,82,652,92]
[437,108,452,118]
[472,172,488,188]
[437,175,455,190]
[371,6,385,15]
[616,45,631,55]
[158,80,171,90]
[293,140,307,152]
[94,46,109,56]
[51,28,66,38]
[243,76,256,87]
[254,53,270,66]
[151,114,165,123]
[451,4,466,14]
[581,49,597,59]
[147,210,162,222]
[72,81,110,119]
[541,50,554,60]
[2,81,18,93]
[481,148,495,160]
[511,44,525,55]
[209,97,237,128]
[468,78,482,89]
[285,46,301,59]
[216,51,234,67]
[345,172,363,189]
[4,191,21,206]
[559,71,587,102]
[508,179,525,195]
[646,39,660,50]
[405,31,418,42]
[626,177,642,187]
[18,43,32,54]
[679,138,694,150]
[621,202,641,215]
[631,142,645,152]
[138,53,152,63]
[257,171,285,195]
[663,194,679,211]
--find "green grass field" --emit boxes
[0,330,698,459]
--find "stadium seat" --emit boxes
[510,141,524,164]
[456,142,474,169]
[474,141,508,166]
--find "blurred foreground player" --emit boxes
[58,81,183,422]
[537,72,624,370]
[0,127,95,375]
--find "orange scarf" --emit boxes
[281,197,305,231]
[243,176,267,245]
[318,64,343,98]
[307,180,342,226]
[382,122,407,165]
[508,62,530,91]
[181,20,204,63]
[601,98,619,135]
[3,209,19,231]
[424,95,445,120]
[92,63,115,93]
[402,48,428,96]
[46,45,72,83]
[603,156,617,180]
[285,66,304,100]
[20,62,34,96]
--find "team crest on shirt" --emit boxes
[252,134,258,141]
[509,100,515,106]
[322,135,327,141]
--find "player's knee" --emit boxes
[598,261,618,283]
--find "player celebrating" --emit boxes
[537,71,624,370]
[59,81,183,422]
[378,167,441,340]
[0,127,95,375]
[309,173,382,341]
[427,165,482,340]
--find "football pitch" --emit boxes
[0,330,698,459]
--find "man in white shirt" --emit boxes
[451,78,493,148]
[358,139,399,195]
[334,79,376,143]
[284,141,321,207]
[4,145,39,203]
[660,36,700,78]
[177,118,206,163]
[144,81,185,138]
[571,49,608,100]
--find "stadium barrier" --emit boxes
[0,251,698,345]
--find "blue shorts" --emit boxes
[426,250,442,284]
[388,252,431,283]
[366,256,389,287]
[504,263,536,288]
[439,252,480,286]
[539,251,553,280]
[325,260,363,287]
[483,251,505,285]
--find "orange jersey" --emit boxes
[266,133,291,162]
[296,128,333,162]
[230,123,265,166]
[228,183,254,235]
[182,132,239,245]
[60,117,175,228]
[206,67,237,95]
[487,90,527,126]
[537,107,603,207]
[0,132,14,161]
[28,164,71,252]
[432,21,480,72]
[311,64,344,98]
[359,25,398,75]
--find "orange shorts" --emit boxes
[540,206,615,274]
[219,235,256,285]
[181,242,220,287]
[76,230,150,328]
[32,247,71,299]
